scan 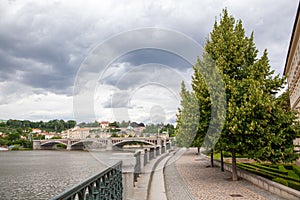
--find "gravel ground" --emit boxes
[164,148,286,200]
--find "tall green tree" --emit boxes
[175,81,199,147]
[200,9,299,180]
[191,59,211,154]
[192,53,227,164]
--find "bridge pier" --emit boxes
[67,139,72,150]
[106,138,113,150]
[157,137,162,146]
[33,140,41,150]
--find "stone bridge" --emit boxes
[33,137,171,150]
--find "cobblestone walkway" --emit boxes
[164,149,196,200]
[165,148,285,200]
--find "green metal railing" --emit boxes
[51,161,122,200]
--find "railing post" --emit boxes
[161,145,165,154]
[122,156,136,199]
[166,142,171,150]
[144,149,148,166]
[139,150,145,173]
[111,153,136,199]
[149,147,155,160]
[156,146,160,156]
[134,151,141,183]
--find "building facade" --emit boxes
[284,3,300,115]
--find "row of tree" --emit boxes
[175,9,299,181]
[0,119,77,147]
[1,119,76,133]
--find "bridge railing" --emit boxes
[51,161,122,200]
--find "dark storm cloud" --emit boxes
[103,91,131,108]
[118,48,193,69]
[0,0,298,121]
[101,62,187,91]
[1,0,297,96]
[0,26,81,93]
[0,1,92,95]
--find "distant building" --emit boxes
[31,128,42,134]
[67,126,109,139]
[40,132,59,139]
[100,121,110,129]
[69,127,90,139]
[284,2,300,118]
[126,126,135,135]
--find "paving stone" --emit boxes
[164,148,286,200]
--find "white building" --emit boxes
[284,2,300,117]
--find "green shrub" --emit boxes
[293,165,300,177]
[237,163,276,180]
[236,153,247,158]
[272,178,288,186]
[248,163,288,175]
[237,163,299,182]
[223,151,231,157]
[287,180,300,191]
[288,170,300,181]
[278,165,288,173]
[238,163,300,191]
[283,164,294,170]
[268,164,280,169]
[11,144,20,150]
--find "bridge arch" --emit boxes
[41,141,67,147]
[113,140,156,147]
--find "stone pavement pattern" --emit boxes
[165,148,286,200]
[164,149,196,200]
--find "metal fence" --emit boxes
[51,161,122,200]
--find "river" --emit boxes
[0,150,125,200]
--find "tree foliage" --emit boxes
[175,81,199,147]
[186,9,299,180]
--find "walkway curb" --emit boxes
[131,149,172,200]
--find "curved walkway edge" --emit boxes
[131,150,173,200]
[164,148,196,200]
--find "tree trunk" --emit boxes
[231,148,238,181]
[210,149,214,167]
[220,149,224,172]
[197,147,200,155]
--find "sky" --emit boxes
[0,0,298,124]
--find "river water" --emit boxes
[0,150,125,200]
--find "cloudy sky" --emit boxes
[0,0,298,123]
